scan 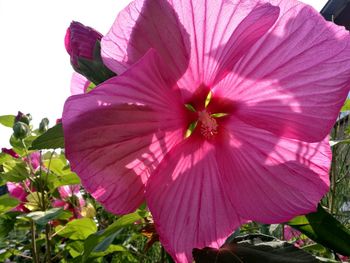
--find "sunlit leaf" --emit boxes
[287,205,350,256]
[341,99,350,112]
[55,218,97,240]
[2,160,28,182]
[0,194,19,214]
[0,115,15,128]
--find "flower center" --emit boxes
[198,110,218,139]
[184,90,228,140]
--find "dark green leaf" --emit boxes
[287,205,350,256]
[26,207,65,225]
[0,212,21,238]
[30,123,64,150]
[0,195,20,214]
[55,218,97,240]
[0,115,15,128]
[82,212,143,262]
[193,234,319,263]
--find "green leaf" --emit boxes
[0,194,19,214]
[82,212,143,262]
[30,123,64,150]
[26,207,65,225]
[287,205,350,256]
[193,234,319,263]
[341,99,350,112]
[0,212,20,238]
[43,157,80,190]
[1,160,28,182]
[90,245,126,258]
[0,115,15,128]
[66,241,84,258]
[56,218,97,240]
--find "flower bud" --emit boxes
[39,118,49,133]
[81,203,96,218]
[15,111,31,125]
[1,148,19,158]
[65,21,115,85]
[13,122,29,139]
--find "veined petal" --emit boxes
[63,50,185,214]
[101,0,278,99]
[214,0,350,142]
[218,117,330,223]
[70,72,90,95]
[146,140,243,263]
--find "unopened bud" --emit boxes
[65,21,115,85]
[39,118,49,133]
[15,112,32,125]
[81,203,96,218]
[13,122,29,139]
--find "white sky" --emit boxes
[0,0,328,148]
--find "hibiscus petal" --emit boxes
[70,72,90,95]
[146,139,243,262]
[214,0,350,142]
[217,117,330,223]
[63,50,185,214]
[101,0,278,99]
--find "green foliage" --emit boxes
[30,123,64,150]
[288,205,350,256]
[25,208,66,225]
[56,218,97,240]
[0,195,19,214]
[82,212,144,261]
[1,160,28,182]
[341,99,350,112]
[0,115,15,128]
[193,234,319,263]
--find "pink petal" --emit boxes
[29,152,41,171]
[63,50,185,214]
[101,0,278,99]
[214,0,350,142]
[146,140,243,262]
[70,72,90,95]
[217,117,330,223]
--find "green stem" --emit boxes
[31,220,39,263]
[45,224,52,263]
[330,145,337,214]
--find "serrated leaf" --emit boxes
[30,123,64,150]
[0,115,15,128]
[26,207,64,225]
[287,205,350,256]
[82,212,143,262]
[193,234,319,263]
[0,194,20,214]
[56,218,97,240]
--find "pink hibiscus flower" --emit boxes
[62,0,350,262]
[53,185,85,219]
[7,181,30,212]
